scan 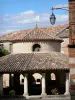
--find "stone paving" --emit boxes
[0,96,27,100]
[0,95,72,100]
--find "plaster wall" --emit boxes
[12,41,61,53]
[2,42,12,53]
[61,38,69,55]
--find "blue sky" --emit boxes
[0,0,68,34]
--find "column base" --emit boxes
[23,94,29,99]
[23,93,29,96]
[64,92,70,95]
[41,93,47,97]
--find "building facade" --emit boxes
[0,25,69,96]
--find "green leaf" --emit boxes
[0,49,9,57]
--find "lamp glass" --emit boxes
[50,13,56,25]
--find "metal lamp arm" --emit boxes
[51,7,69,11]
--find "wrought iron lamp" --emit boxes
[50,7,56,25]
[50,7,69,25]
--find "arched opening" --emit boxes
[29,73,42,95]
[50,73,57,94]
[32,73,42,84]
[46,72,59,95]
[32,44,41,52]
[46,71,66,95]
[51,73,56,80]
[50,73,58,95]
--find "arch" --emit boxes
[32,44,41,52]
[32,73,42,84]
[51,73,56,80]
[29,73,42,95]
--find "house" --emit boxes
[0,24,69,96]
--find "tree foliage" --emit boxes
[0,49,9,57]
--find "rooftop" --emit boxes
[0,24,69,42]
[0,52,69,73]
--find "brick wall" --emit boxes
[69,0,75,95]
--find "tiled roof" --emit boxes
[23,27,62,41]
[0,52,69,72]
[56,29,69,38]
[0,24,68,42]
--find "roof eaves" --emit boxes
[56,25,69,37]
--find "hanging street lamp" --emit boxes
[50,7,69,25]
[49,7,56,25]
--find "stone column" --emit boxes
[0,74,3,96]
[23,74,28,96]
[41,73,46,96]
[64,73,70,95]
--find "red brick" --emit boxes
[70,74,75,79]
[69,64,75,68]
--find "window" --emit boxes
[32,44,41,52]
[51,73,56,80]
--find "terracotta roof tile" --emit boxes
[56,29,69,38]
[0,52,69,72]
[0,24,68,41]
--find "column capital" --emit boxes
[22,73,28,77]
[23,73,28,96]
[42,73,46,75]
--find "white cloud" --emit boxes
[3,18,9,21]
[0,9,68,34]
[4,14,9,17]
[18,18,36,24]
[20,10,34,15]
[56,15,68,22]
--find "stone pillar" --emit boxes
[0,74,3,96]
[23,74,28,96]
[41,73,46,96]
[64,73,70,95]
